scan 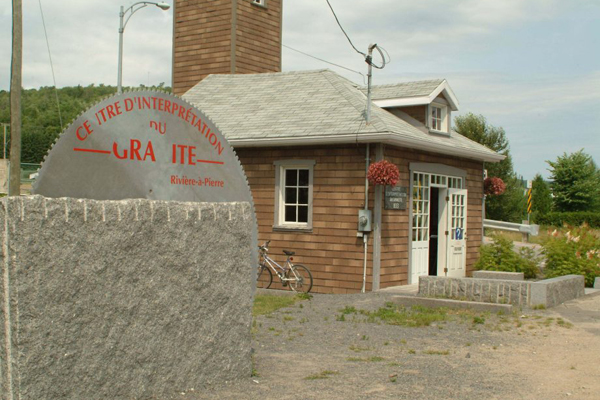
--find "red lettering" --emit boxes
[188,146,196,165]
[124,98,134,112]
[130,139,142,160]
[172,144,176,163]
[143,141,155,162]
[164,99,172,114]
[171,101,179,116]
[113,142,128,159]
[178,105,186,119]
[76,120,93,141]
[178,144,186,164]
[106,105,117,119]
[158,98,165,112]
[95,108,107,125]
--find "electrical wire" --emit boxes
[38,0,63,131]
[325,0,366,57]
[283,44,366,84]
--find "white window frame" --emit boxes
[252,0,267,7]
[429,102,449,134]
[273,160,315,231]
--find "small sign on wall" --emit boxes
[384,186,408,210]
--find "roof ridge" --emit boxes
[371,79,445,87]
[320,70,389,133]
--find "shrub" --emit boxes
[540,212,600,227]
[542,225,600,287]
[535,212,600,228]
[474,234,539,279]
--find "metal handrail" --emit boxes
[483,219,539,236]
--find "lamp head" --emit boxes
[156,2,170,10]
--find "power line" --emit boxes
[325,0,366,57]
[283,44,365,83]
[38,0,63,131]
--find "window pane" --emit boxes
[285,205,296,222]
[298,206,308,223]
[298,169,309,186]
[285,169,297,186]
[285,188,297,204]
[298,188,309,204]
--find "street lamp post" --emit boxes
[117,1,170,94]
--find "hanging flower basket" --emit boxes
[484,177,506,196]
[367,160,400,186]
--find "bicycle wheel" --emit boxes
[257,264,273,289]
[287,264,313,293]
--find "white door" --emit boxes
[410,173,430,284]
[446,188,467,278]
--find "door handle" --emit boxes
[430,235,438,239]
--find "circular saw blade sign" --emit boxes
[33,91,251,204]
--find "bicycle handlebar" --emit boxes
[258,240,271,252]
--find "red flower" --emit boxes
[484,177,506,196]
[367,160,400,186]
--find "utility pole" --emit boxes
[9,0,22,196]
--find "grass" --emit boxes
[253,294,308,316]
[304,370,339,380]
[424,349,450,356]
[349,345,370,352]
[364,303,450,327]
[346,356,385,362]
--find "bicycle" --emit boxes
[257,240,313,293]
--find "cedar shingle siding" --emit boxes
[238,144,484,294]
[172,0,282,95]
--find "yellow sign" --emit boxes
[527,188,532,214]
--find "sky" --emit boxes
[1,0,598,179]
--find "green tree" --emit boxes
[547,150,600,212]
[454,113,525,222]
[531,173,552,216]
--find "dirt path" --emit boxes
[184,291,600,400]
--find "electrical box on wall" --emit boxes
[358,209,372,232]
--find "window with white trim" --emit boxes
[274,160,315,230]
[252,0,266,6]
[429,103,449,133]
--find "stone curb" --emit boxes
[391,295,514,314]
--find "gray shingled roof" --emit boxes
[363,79,445,100]
[183,70,502,162]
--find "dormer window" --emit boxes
[429,103,449,134]
[431,106,442,131]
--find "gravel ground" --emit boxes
[177,289,600,400]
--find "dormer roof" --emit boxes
[363,79,459,111]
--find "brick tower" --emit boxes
[172,0,283,95]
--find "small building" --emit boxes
[183,69,503,293]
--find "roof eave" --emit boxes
[228,133,504,163]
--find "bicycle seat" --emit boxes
[283,250,295,256]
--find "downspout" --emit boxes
[362,143,370,293]
[361,44,377,294]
